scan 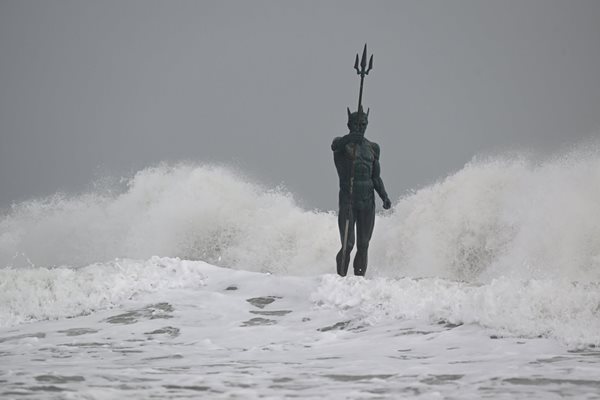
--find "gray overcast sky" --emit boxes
[1,0,599,210]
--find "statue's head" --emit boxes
[347,105,369,135]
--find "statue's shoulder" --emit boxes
[365,139,380,158]
[331,136,345,151]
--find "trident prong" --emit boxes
[354,44,373,77]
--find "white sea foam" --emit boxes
[2,152,600,343]
[371,152,600,282]
[3,153,600,400]
[4,261,596,399]
[3,256,599,345]
[0,256,206,327]
[3,152,600,282]
[313,274,600,346]
[0,164,337,274]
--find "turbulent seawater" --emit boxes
[2,153,600,398]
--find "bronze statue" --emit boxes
[332,45,391,277]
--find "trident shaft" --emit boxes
[340,44,373,275]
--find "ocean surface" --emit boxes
[2,153,600,399]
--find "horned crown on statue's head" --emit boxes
[347,105,369,135]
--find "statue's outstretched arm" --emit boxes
[372,159,388,200]
[372,144,391,209]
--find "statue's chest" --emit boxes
[344,142,375,164]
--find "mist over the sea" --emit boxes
[3,148,600,284]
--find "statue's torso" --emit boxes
[333,138,377,209]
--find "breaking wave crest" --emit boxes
[0,164,337,275]
[314,274,600,346]
[2,151,600,282]
[0,257,207,327]
[2,151,600,345]
[372,150,600,282]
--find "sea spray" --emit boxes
[372,152,600,282]
[0,164,337,274]
[2,151,600,282]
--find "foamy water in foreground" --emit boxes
[2,152,600,398]
[2,258,600,399]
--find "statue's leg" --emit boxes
[353,205,375,276]
[336,205,355,277]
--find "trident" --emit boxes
[340,44,373,275]
[354,43,373,112]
